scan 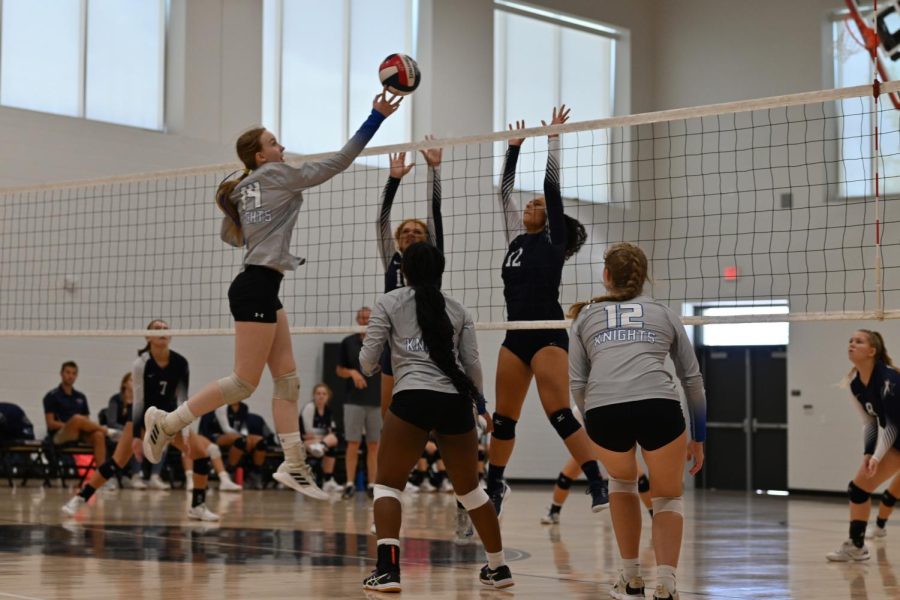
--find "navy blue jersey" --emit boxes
[498,140,566,321]
[850,361,900,459]
[106,393,133,427]
[377,165,443,293]
[42,386,89,431]
[132,350,189,437]
[0,403,35,440]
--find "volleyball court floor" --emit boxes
[0,483,890,599]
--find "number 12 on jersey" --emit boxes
[603,303,644,328]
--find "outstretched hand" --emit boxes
[542,104,571,136]
[508,120,526,147]
[389,152,414,178]
[419,134,442,167]
[373,88,403,117]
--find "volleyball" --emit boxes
[378,53,421,95]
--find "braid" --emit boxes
[412,285,480,404]
[403,242,480,405]
[568,242,648,318]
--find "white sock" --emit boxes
[657,564,676,595]
[486,550,505,570]
[623,557,640,579]
[279,432,305,465]
[162,403,196,435]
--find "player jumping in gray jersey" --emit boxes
[568,243,706,600]
[359,242,512,592]
[141,89,402,502]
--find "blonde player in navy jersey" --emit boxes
[142,90,402,500]
[485,106,608,516]
[359,242,512,592]
[376,138,444,408]
[826,330,900,562]
[569,243,706,600]
[63,320,222,520]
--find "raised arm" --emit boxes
[499,121,526,243]
[542,105,569,249]
[420,135,444,252]
[377,152,414,269]
[280,91,401,193]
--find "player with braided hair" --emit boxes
[569,242,706,600]
[359,242,511,592]
[485,105,607,518]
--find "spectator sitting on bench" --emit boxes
[0,402,35,442]
[105,372,143,488]
[300,383,341,493]
[43,361,116,464]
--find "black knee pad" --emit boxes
[432,449,441,461]
[477,449,486,462]
[548,408,581,440]
[193,458,212,477]
[492,413,517,440]
[884,490,898,508]
[556,473,573,490]
[638,474,650,493]
[98,459,117,480]
[848,481,871,504]
[233,436,248,451]
[325,445,337,458]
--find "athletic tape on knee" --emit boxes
[638,474,650,493]
[849,481,871,504]
[193,457,212,476]
[651,496,684,516]
[883,490,898,508]
[491,413,517,440]
[373,484,403,503]
[98,460,117,480]
[233,436,248,451]
[206,444,222,460]
[556,473,573,490]
[609,477,639,495]
[272,370,300,403]
[456,486,490,511]
[548,408,582,440]
[217,373,255,405]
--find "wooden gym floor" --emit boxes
[0,484,892,599]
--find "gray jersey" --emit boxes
[221,111,385,271]
[359,287,483,397]
[569,295,707,442]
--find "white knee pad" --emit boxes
[217,373,255,404]
[652,496,684,516]
[206,444,222,460]
[373,484,403,503]
[456,486,490,511]
[609,478,639,495]
[272,370,300,403]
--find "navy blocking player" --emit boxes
[485,106,607,515]
[359,243,512,592]
[142,90,402,501]
[569,243,706,600]
[827,330,900,561]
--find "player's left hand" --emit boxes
[542,104,571,134]
[687,440,704,476]
[866,455,879,478]
[373,88,403,117]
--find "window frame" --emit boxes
[0,0,167,131]
[262,0,416,155]
[493,0,627,205]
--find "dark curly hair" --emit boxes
[563,214,587,261]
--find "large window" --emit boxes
[0,0,166,130]
[832,9,900,198]
[262,0,416,155]
[494,1,619,203]
[687,301,790,347]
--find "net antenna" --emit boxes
[845,0,900,109]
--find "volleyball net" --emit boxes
[0,81,896,335]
